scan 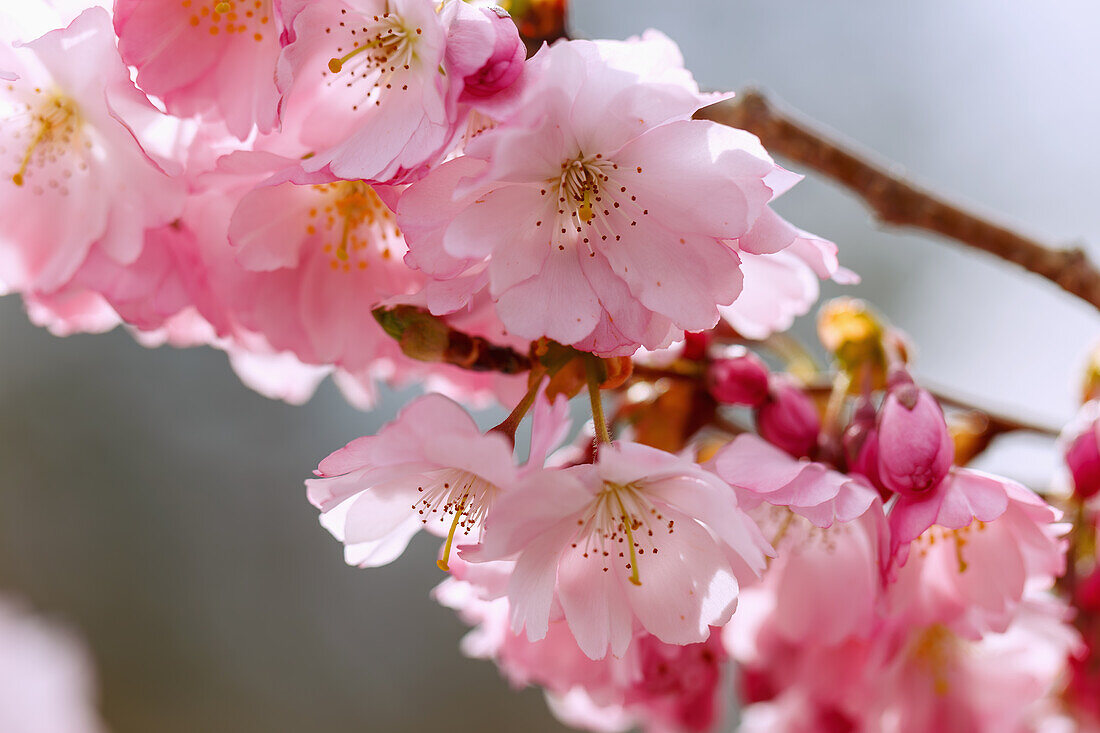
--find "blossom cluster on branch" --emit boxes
[1,2,1098,732]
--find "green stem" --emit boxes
[586,359,612,444]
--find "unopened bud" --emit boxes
[707,349,770,406]
[681,332,710,361]
[1066,417,1100,501]
[843,397,881,488]
[875,373,953,497]
[755,376,820,458]
[448,5,526,99]
[817,298,887,388]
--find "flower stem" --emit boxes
[586,358,612,444]
[492,371,545,441]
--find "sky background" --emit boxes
[1,2,1097,731]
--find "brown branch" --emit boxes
[696,90,1100,313]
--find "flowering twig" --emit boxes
[697,90,1100,313]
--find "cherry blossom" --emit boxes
[0,596,106,733]
[472,441,772,659]
[399,33,808,354]
[114,0,282,139]
[0,7,184,293]
[275,0,460,181]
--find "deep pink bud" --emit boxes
[447,6,525,99]
[707,349,770,406]
[1066,421,1100,500]
[681,331,710,361]
[843,397,883,491]
[875,376,953,497]
[755,377,820,458]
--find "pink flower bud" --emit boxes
[843,397,883,489]
[707,350,769,406]
[874,377,953,497]
[681,331,710,361]
[1066,421,1100,500]
[755,377,820,458]
[447,6,525,100]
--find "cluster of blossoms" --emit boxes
[1,2,1096,731]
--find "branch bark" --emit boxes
[697,90,1100,313]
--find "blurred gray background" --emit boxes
[1,1,1098,731]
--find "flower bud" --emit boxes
[755,377,820,458]
[1065,419,1100,501]
[707,349,769,406]
[817,297,887,388]
[843,397,882,488]
[875,374,954,497]
[448,5,525,99]
[681,331,710,361]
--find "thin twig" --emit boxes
[697,90,1100,313]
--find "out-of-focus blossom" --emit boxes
[473,440,772,659]
[436,575,728,733]
[888,470,1066,637]
[0,8,184,293]
[1061,400,1100,501]
[0,597,106,733]
[114,0,282,139]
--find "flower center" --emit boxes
[914,521,988,573]
[412,468,500,572]
[539,153,650,256]
[181,0,270,42]
[323,10,423,110]
[4,86,84,193]
[307,181,401,271]
[573,481,671,586]
[908,624,958,696]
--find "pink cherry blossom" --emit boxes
[306,393,520,568]
[306,391,568,569]
[0,596,106,733]
[888,469,1066,636]
[0,7,184,293]
[713,433,878,528]
[399,33,804,354]
[472,441,772,659]
[275,0,457,181]
[114,0,282,139]
[436,574,728,733]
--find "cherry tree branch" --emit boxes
[697,90,1100,313]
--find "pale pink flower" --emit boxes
[712,434,877,528]
[0,597,106,733]
[114,0,282,139]
[399,33,807,354]
[887,470,1067,637]
[473,441,772,659]
[306,391,568,569]
[0,8,184,293]
[436,575,728,733]
[275,0,457,181]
